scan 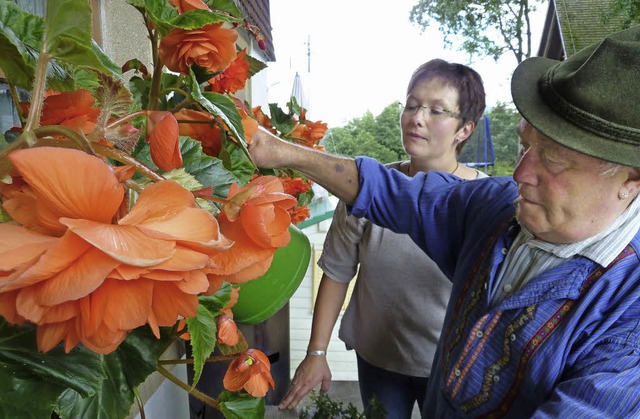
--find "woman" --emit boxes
[280,59,487,418]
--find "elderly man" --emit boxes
[249,26,640,417]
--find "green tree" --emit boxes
[323,103,406,163]
[409,0,543,63]
[605,0,640,28]
[486,101,521,167]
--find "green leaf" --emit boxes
[245,52,268,78]
[189,71,244,141]
[0,320,105,398]
[179,136,240,197]
[43,0,120,77]
[0,1,41,88]
[0,363,65,419]
[268,102,296,134]
[55,327,176,419]
[198,281,234,312]
[186,304,218,386]
[218,390,265,419]
[218,137,255,186]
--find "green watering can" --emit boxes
[232,225,311,324]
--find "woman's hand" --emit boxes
[278,354,332,410]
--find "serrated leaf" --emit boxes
[179,135,241,198]
[268,103,296,134]
[245,52,268,78]
[205,0,242,19]
[170,9,230,30]
[189,71,243,140]
[218,390,265,419]
[186,304,218,386]
[218,137,255,186]
[43,0,120,77]
[198,281,233,312]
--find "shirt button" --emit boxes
[493,375,500,383]
[455,369,461,376]
[510,334,516,342]
[476,331,483,338]
[503,284,513,293]
[501,248,508,255]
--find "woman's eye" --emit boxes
[430,108,445,115]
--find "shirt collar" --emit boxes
[518,195,640,266]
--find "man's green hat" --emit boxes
[512,25,640,167]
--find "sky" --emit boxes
[266,0,547,128]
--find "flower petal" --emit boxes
[8,147,124,225]
[61,218,175,267]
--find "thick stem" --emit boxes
[156,365,220,410]
[24,52,51,132]
[147,26,163,111]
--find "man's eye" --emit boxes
[430,108,445,115]
[406,105,419,112]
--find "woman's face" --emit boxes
[400,77,466,161]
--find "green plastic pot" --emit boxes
[232,225,311,324]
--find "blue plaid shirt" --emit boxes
[352,156,640,418]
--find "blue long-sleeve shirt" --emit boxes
[351,156,640,418]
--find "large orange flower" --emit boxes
[21,89,100,134]
[223,349,275,397]
[159,23,238,75]
[207,176,296,284]
[0,147,233,354]
[208,49,250,94]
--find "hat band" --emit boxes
[541,66,640,146]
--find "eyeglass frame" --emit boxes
[399,102,461,120]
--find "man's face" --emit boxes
[512,121,628,243]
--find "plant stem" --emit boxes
[24,51,51,132]
[158,354,238,366]
[156,364,220,409]
[92,142,165,182]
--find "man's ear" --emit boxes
[623,167,640,197]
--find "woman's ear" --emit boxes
[456,121,475,142]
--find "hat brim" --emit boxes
[511,57,640,167]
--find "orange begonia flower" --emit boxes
[217,313,239,346]
[279,176,311,198]
[251,106,275,134]
[223,349,275,397]
[0,147,233,354]
[220,176,296,248]
[21,90,99,134]
[207,176,297,284]
[159,23,238,75]
[146,111,182,170]
[169,0,209,13]
[174,109,223,157]
[289,119,328,148]
[288,205,310,226]
[208,49,250,94]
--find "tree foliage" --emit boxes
[323,103,406,163]
[409,0,543,63]
[485,101,521,166]
[604,0,640,28]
